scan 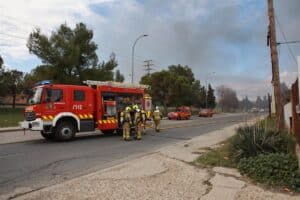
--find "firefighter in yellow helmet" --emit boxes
[141,109,147,134]
[132,104,139,111]
[120,106,132,141]
[134,107,143,140]
[153,106,162,132]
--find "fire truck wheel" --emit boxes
[40,131,55,140]
[55,121,75,141]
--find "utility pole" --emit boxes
[267,0,284,132]
[143,60,154,76]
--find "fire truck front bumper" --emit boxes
[19,118,52,131]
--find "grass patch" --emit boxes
[194,140,236,168]
[0,108,24,127]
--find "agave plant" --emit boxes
[230,123,295,162]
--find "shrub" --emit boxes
[257,117,276,132]
[230,124,295,162]
[238,153,300,192]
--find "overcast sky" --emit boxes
[0,0,299,100]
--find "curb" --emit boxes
[0,127,22,133]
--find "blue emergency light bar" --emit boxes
[34,80,52,86]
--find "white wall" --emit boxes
[284,102,292,128]
[271,86,276,114]
[298,56,300,103]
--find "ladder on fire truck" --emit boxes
[83,80,149,89]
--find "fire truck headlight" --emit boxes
[31,121,40,127]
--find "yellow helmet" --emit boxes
[133,104,139,110]
[125,106,131,111]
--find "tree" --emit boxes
[142,70,172,111]
[239,96,253,111]
[140,64,209,109]
[168,65,195,83]
[207,84,216,108]
[217,85,239,112]
[255,96,263,109]
[0,55,3,67]
[0,55,5,97]
[2,70,24,108]
[114,69,124,82]
[82,53,118,82]
[191,80,204,108]
[27,23,122,84]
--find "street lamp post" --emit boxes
[205,72,216,109]
[131,34,148,83]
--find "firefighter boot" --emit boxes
[136,122,142,140]
[154,119,160,132]
[123,122,131,141]
[142,123,146,135]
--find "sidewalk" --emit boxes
[0,126,22,133]
[3,118,299,200]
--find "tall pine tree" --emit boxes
[207,84,216,108]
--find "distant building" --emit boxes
[285,56,300,145]
[284,102,292,130]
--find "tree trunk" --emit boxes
[12,93,16,109]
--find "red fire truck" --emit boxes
[20,80,152,141]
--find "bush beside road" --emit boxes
[196,117,300,193]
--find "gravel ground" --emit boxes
[16,154,210,200]
[236,185,300,200]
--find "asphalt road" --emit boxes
[0,113,260,198]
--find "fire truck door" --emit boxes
[72,90,91,118]
[44,88,64,117]
[72,89,94,132]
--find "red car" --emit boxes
[168,106,191,120]
[198,109,214,117]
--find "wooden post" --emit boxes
[267,0,285,132]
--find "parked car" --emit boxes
[168,106,191,120]
[198,108,213,117]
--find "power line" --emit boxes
[275,14,298,66]
[0,14,39,28]
[277,40,300,45]
[0,32,27,40]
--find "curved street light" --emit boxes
[131,34,148,83]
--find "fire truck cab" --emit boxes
[20,80,151,141]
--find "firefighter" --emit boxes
[120,106,132,141]
[131,104,139,125]
[141,109,147,134]
[134,108,143,140]
[153,106,162,132]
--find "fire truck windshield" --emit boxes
[29,87,43,105]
